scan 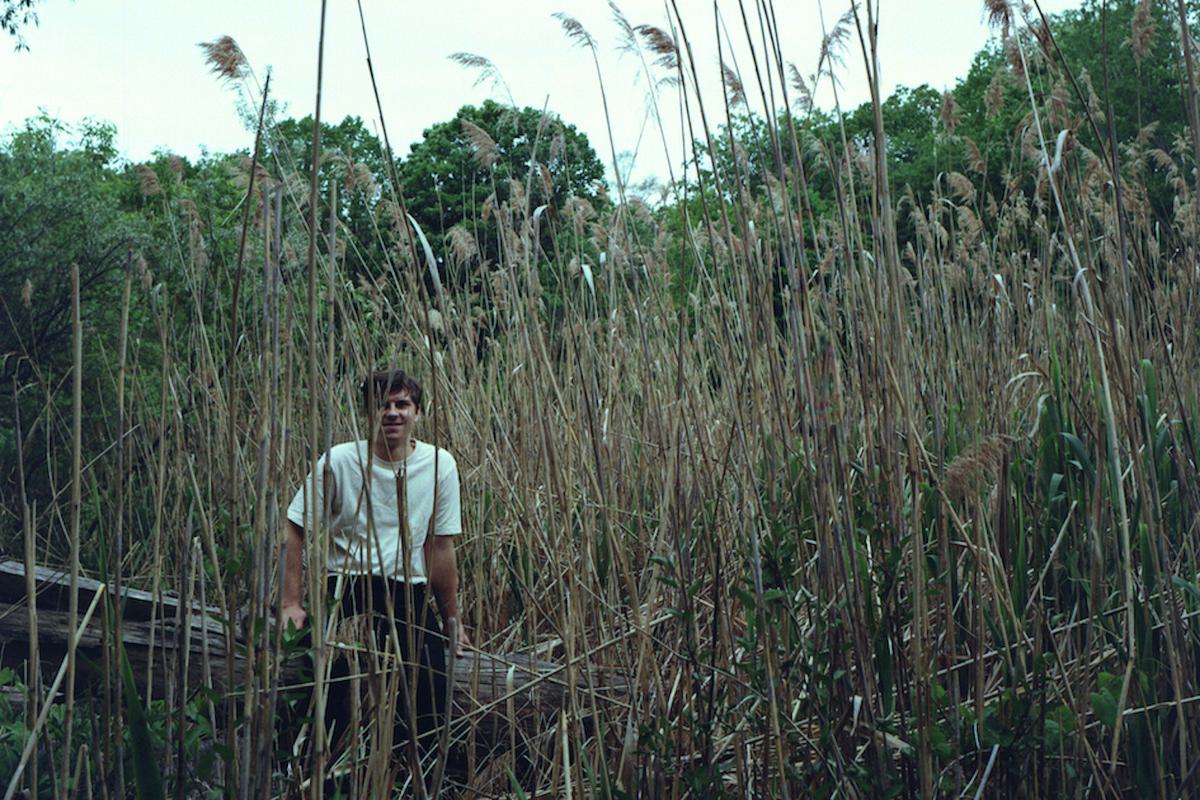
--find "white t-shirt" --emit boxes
[286,440,462,582]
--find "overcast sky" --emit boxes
[0,0,1082,186]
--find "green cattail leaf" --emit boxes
[1171,575,1200,604]
[1059,432,1094,481]
[1090,690,1117,729]
[121,641,165,800]
[507,767,530,800]
[1140,359,1158,420]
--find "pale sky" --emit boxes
[0,0,1082,187]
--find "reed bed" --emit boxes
[4,0,1200,797]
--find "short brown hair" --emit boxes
[361,368,423,412]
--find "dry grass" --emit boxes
[5,2,1200,798]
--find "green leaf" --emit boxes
[121,642,165,800]
[733,587,757,610]
[507,767,530,800]
[1059,433,1095,480]
[1098,671,1122,696]
[1090,691,1117,729]
[1171,575,1200,604]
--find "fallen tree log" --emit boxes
[0,560,627,743]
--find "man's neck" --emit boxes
[373,437,415,462]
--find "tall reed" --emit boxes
[5,0,1200,797]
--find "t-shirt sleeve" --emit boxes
[433,454,463,536]
[286,453,335,529]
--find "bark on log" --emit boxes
[0,560,625,743]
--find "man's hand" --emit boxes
[454,622,472,657]
[281,520,306,633]
[281,603,307,632]
[427,534,471,655]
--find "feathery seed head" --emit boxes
[1006,36,1024,76]
[564,196,596,223]
[448,225,479,266]
[818,9,854,75]
[1034,22,1055,63]
[460,119,499,169]
[947,172,976,203]
[610,1,636,54]
[134,253,152,291]
[235,155,272,191]
[549,128,566,165]
[345,161,376,195]
[635,25,678,70]
[964,137,986,175]
[554,13,596,50]
[180,198,203,234]
[1149,148,1175,172]
[508,178,527,213]
[722,62,746,107]
[449,51,492,71]
[986,67,1007,117]
[941,91,961,135]
[199,36,248,83]
[136,164,161,197]
[426,307,444,334]
[534,162,553,199]
[449,51,510,96]
[1128,0,1154,65]
[984,0,1012,38]
[788,63,813,113]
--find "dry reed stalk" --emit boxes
[144,301,170,712]
[8,1,1200,795]
[1174,0,1200,207]
[305,7,329,796]
[61,263,82,800]
[3,582,105,800]
[225,80,273,715]
[13,379,39,798]
[110,250,133,800]
[1013,30,1139,775]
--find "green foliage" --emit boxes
[121,643,165,800]
[0,116,151,551]
[399,99,606,258]
[1,0,41,50]
[267,115,394,279]
[3,1,1200,795]
[842,84,964,197]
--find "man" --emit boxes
[280,367,470,764]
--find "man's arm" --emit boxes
[280,519,307,630]
[427,534,470,654]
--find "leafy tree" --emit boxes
[2,0,41,50]
[0,116,151,540]
[0,117,145,380]
[951,0,1197,225]
[841,84,966,200]
[1048,0,1187,144]
[0,116,257,552]
[266,115,395,280]
[398,100,606,262]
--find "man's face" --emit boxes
[374,389,421,453]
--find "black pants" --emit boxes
[320,576,448,759]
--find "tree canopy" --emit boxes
[1,0,41,49]
[399,100,606,253]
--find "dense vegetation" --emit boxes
[3,0,1200,796]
